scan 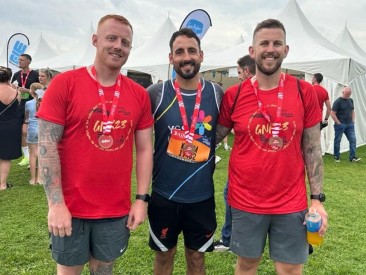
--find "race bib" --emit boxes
[167,129,211,163]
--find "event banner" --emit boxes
[179,9,212,39]
[7,33,30,73]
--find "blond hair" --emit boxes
[29,82,43,98]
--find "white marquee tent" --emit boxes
[124,16,178,82]
[31,25,96,71]
[333,24,366,59]
[25,33,59,62]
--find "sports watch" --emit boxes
[136,194,151,202]
[310,193,326,202]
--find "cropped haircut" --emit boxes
[253,18,286,41]
[313,73,323,83]
[20,53,32,62]
[169,28,201,52]
[237,55,256,75]
[98,14,133,34]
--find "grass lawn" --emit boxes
[1,136,365,274]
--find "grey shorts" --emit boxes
[51,216,130,266]
[231,208,308,264]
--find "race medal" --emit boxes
[269,136,283,150]
[98,134,114,149]
[182,143,195,158]
[91,65,122,150]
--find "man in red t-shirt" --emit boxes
[37,15,153,274]
[216,19,328,274]
[312,73,331,129]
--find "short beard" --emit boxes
[175,61,201,80]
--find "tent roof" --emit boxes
[203,0,366,85]
[333,24,366,59]
[31,25,95,71]
[25,33,58,62]
[124,16,177,80]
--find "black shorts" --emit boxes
[148,192,216,252]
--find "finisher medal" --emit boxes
[182,143,195,158]
[98,134,114,149]
[268,136,283,149]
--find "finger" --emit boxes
[57,227,66,237]
[65,226,72,237]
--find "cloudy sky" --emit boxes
[1,0,366,56]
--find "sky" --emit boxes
[1,0,366,57]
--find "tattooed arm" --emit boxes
[38,118,72,237]
[302,124,328,236]
[216,124,232,146]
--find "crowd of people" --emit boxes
[0,54,52,190]
[0,13,363,275]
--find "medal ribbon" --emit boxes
[173,80,202,144]
[252,73,285,138]
[91,66,122,135]
[20,70,31,87]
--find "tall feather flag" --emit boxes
[7,33,30,74]
[170,9,212,78]
[179,9,212,39]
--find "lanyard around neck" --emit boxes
[20,70,31,87]
[91,66,122,135]
[173,80,203,144]
[251,73,285,137]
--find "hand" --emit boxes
[17,87,27,94]
[126,200,147,230]
[48,203,72,237]
[309,201,328,237]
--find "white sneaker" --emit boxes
[215,156,222,164]
[224,144,231,151]
[213,239,230,252]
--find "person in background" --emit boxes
[0,66,21,190]
[24,82,44,185]
[214,55,255,252]
[11,54,39,167]
[147,28,223,275]
[312,73,331,130]
[330,86,361,162]
[37,14,154,274]
[216,18,327,274]
[38,68,53,89]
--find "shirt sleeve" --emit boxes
[300,80,322,128]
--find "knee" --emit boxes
[155,248,176,265]
[236,257,261,273]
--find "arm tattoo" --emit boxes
[38,119,65,205]
[216,124,232,145]
[302,124,324,194]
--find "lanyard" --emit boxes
[91,66,122,135]
[252,73,285,137]
[173,80,202,144]
[20,70,31,87]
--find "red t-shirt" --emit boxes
[37,67,154,219]
[218,75,321,214]
[313,84,329,112]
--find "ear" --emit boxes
[169,53,173,65]
[92,34,97,47]
[284,45,289,58]
[249,46,254,59]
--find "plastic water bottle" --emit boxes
[305,207,323,246]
